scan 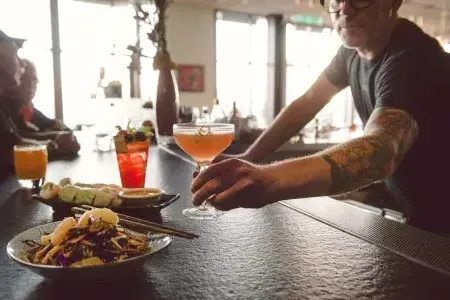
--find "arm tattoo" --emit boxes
[321,107,418,195]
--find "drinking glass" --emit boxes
[173,123,235,219]
[13,144,48,189]
[114,135,150,188]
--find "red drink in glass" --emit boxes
[115,137,150,188]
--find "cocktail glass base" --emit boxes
[182,206,224,220]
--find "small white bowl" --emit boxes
[119,188,165,206]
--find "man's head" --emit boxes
[19,59,38,105]
[325,0,402,49]
[0,31,24,93]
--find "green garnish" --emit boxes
[115,121,154,143]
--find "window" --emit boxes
[285,24,360,130]
[0,0,54,118]
[216,11,269,128]
[59,0,136,127]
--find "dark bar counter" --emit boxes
[0,146,449,300]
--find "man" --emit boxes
[0,30,25,182]
[191,0,449,232]
[7,59,80,154]
[16,59,71,132]
[0,34,78,183]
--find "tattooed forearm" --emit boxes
[322,136,395,194]
[320,107,418,195]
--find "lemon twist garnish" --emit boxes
[194,125,210,143]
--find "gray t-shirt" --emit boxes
[325,19,450,232]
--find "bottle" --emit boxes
[229,102,241,140]
[210,98,226,123]
[201,106,210,123]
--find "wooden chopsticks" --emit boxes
[70,205,199,240]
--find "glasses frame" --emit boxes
[320,0,374,14]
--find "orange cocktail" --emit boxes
[174,131,234,163]
[14,145,48,180]
[173,123,235,219]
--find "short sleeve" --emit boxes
[375,50,429,120]
[324,46,350,89]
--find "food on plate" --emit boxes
[22,209,150,267]
[59,185,79,202]
[110,197,123,207]
[59,177,72,187]
[38,179,161,208]
[78,208,119,226]
[40,181,123,208]
[39,182,62,199]
[75,188,96,205]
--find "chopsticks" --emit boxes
[71,205,199,240]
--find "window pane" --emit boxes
[216,12,269,128]
[0,0,54,118]
[216,62,250,114]
[250,18,268,64]
[285,25,359,128]
[216,20,251,64]
[59,0,136,126]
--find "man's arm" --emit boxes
[275,107,419,197]
[241,73,342,162]
[31,107,55,130]
[191,107,419,210]
[20,130,60,141]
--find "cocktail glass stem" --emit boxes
[196,161,214,212]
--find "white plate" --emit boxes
[7,221,172,279]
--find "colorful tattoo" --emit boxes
[321,107,418,194]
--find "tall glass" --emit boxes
[114,136,150,188]
[14,144,48,189]
[173,123,235,219]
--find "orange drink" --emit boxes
[174,132,233,163]
[14,145,48,180]
[173,123,235,219]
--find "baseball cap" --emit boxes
[0,30,26,48]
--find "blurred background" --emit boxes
[1,0,449,140]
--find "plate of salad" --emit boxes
[7,208,172,279]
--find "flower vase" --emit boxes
[155,68,180,143]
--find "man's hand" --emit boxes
[54,133,80,155]
[51,119,66,131]
[192,153,252,178]
[212,152,252,164]
[191,159,280,211]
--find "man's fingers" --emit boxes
[192,170,199,178]
[192,173,234,206]
[209,180,249,211]
[191,159,236,193]
[212,154,230,164]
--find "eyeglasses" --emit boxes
[320,0,374,13]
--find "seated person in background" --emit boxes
[0,30,27,182]
[16,60,71,132]
[6,58,80,156]
[31,107,70,131]
[0,44,79,183]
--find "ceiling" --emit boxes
[87,0,450,38]
[173,0,450,36]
